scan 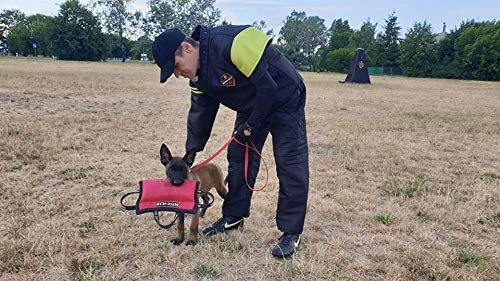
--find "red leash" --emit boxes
[190,137,233,173]
[191,136,269,192]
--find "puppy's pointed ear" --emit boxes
[160,144,173,166]
[183,149,197,168]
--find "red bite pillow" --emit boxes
[136,179,200,215]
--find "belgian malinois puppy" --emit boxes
[160,144,227,245]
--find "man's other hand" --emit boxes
[234,122,254,142]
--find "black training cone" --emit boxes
[340,48,371,84]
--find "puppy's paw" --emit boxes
[171,238,184,246]
[185,240,197,246]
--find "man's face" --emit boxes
[173,42,199,80]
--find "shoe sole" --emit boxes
[271,249,295,259]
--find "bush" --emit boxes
[325,48,356,73]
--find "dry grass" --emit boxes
[0,57,499,281]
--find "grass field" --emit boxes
[0,57,499,281]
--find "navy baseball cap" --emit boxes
[152,28,186,83]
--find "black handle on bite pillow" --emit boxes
[198,191,215,217]
[120,191,139,210]
[153,211,179,229]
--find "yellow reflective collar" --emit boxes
[230,27,271,78]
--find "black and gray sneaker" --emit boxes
[271,233,301,258]
[202,216,244,236]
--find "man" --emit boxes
[152,25,309,258]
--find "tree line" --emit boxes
[1,0,498,81]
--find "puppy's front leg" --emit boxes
[186,210,200,246]
[171,213,184,245]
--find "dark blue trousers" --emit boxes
[222,84,309,234]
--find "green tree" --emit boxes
[327,18,353,51]
[0,9,26,50]
[130,34,153,59]
[104,33,132,59]
[315,18,352,71]
[252,20,274,38]
[92,0,137,61]
[370,36,386,67]
[433,20,484,78]
[438,20,480,65]
[6,14,54,57]
[349,19,377,66]
[400,21,439,77]
[329,18,352,34]
[29,14,55,57]
[5,22,31,55]
[132,10,154,40]
[349,19,377,50]
[51,0,107,61]
[379,11,401,67]
[329,31,352,51]
[278,11,306,53]
[454,21,500,81]
[314,46,329,71]
[146,0,221,35]
[278,10,327,70]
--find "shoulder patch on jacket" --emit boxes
[230,27,271,78]
[220,73,236,87]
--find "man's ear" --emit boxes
[183,149,197,167]
[160,144,173,166]
[181,42,192,53]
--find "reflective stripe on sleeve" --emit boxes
[190,86,203,95]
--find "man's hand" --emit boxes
[234,122,255,143]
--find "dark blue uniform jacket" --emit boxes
[186,25,303,152]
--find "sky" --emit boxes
[1,0,498,36]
